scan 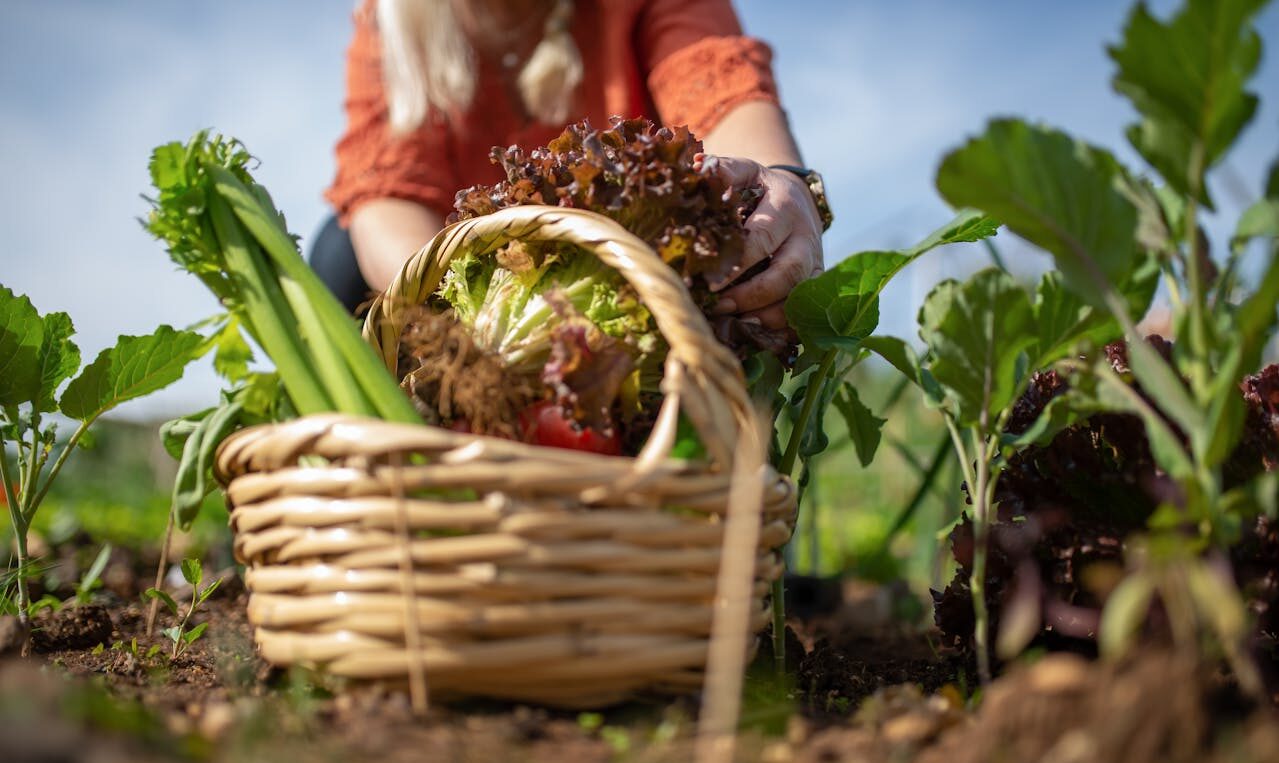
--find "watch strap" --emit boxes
[769,164,834,232]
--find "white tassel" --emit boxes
[517,0,582,125]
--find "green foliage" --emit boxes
[784,210,996,353]
[918,0,1279,673]
[59,327,202,422]
[779,210,999,470]
[112,637,164,663]
[1108,0,1267,208]
[773,211,997,672]
[74,543,112,606]
[200,315,255,383]
[918,270,1036,427]
[1030,261,1159,369]
[34,313,80,415]
[1098,573,1154,657]
[936,120,1140,308]
[0,284,200,624]
[832,384,885,468]
[145,131,420,425]
[785,251,907,353]
[161,374,284,530]
[873,263,1117,680]
[145,557,221,660]
[0,286,47,407]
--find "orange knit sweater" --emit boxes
[325,0,781,223]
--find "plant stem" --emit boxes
[942,416,977,493]
[802,463,820,573]
[771,348,839,675]
[1182,144,1209,398]
[969,430,994,685]
[173,584,200,660]
[0,449,29,624]
[27,420,92,520]
[20,415,41,506]
[779,350,837,476]
[1162,270,1184,312]
[771,576,786,676]
[146,511,175,638]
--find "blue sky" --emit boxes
[2,0,1277,418]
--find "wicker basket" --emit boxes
[214,206,797,707]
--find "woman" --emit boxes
[312,0,830,331]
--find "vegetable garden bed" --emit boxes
[3,0,1279,759]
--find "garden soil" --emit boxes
[2,571,1277,763]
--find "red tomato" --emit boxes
[519,401,622,455]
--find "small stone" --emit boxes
[166,711,193,736]
[199,702,236,740]
[786,714,810,745]
[1027,655,1091,694]
[881,712,939,745]
[0,615,31,656]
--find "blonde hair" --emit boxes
[377,0,582,133]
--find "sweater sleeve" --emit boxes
[324,1,460,224]
[637,0,781,138]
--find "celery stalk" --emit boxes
[208,166,420,424]
[206,192,334,414]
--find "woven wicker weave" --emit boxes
[215,206,797,707]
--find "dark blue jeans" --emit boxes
[308,215,371,315]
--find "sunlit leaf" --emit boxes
[0,285,45,407]
[183,622,209,644]
[181,558,203,586]
[60,326,202,423]
[34,312,80,414]
[145,588,179,616]
[1108,0,1267,207]
[919,269,1037,427]
[785,252,904,353]
[785,210,997,352]
[937,120,1139,308]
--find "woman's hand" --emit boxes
[704,156,824,331]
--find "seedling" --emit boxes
[111,637,164,662]
[0,285,201,624]
[74,543,112,606]
[145,558,221,659]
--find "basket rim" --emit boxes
[359,204,756,472]
[213,412,796,499]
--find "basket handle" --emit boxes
[362,205,753,470]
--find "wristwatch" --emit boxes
[769,165,834,232]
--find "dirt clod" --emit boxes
[31,605,113,652]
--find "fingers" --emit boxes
[715,232,820,313]
[709,199,790,292]
[708,167,812,292]
[742,301,789,331]
[707,155,761,190]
